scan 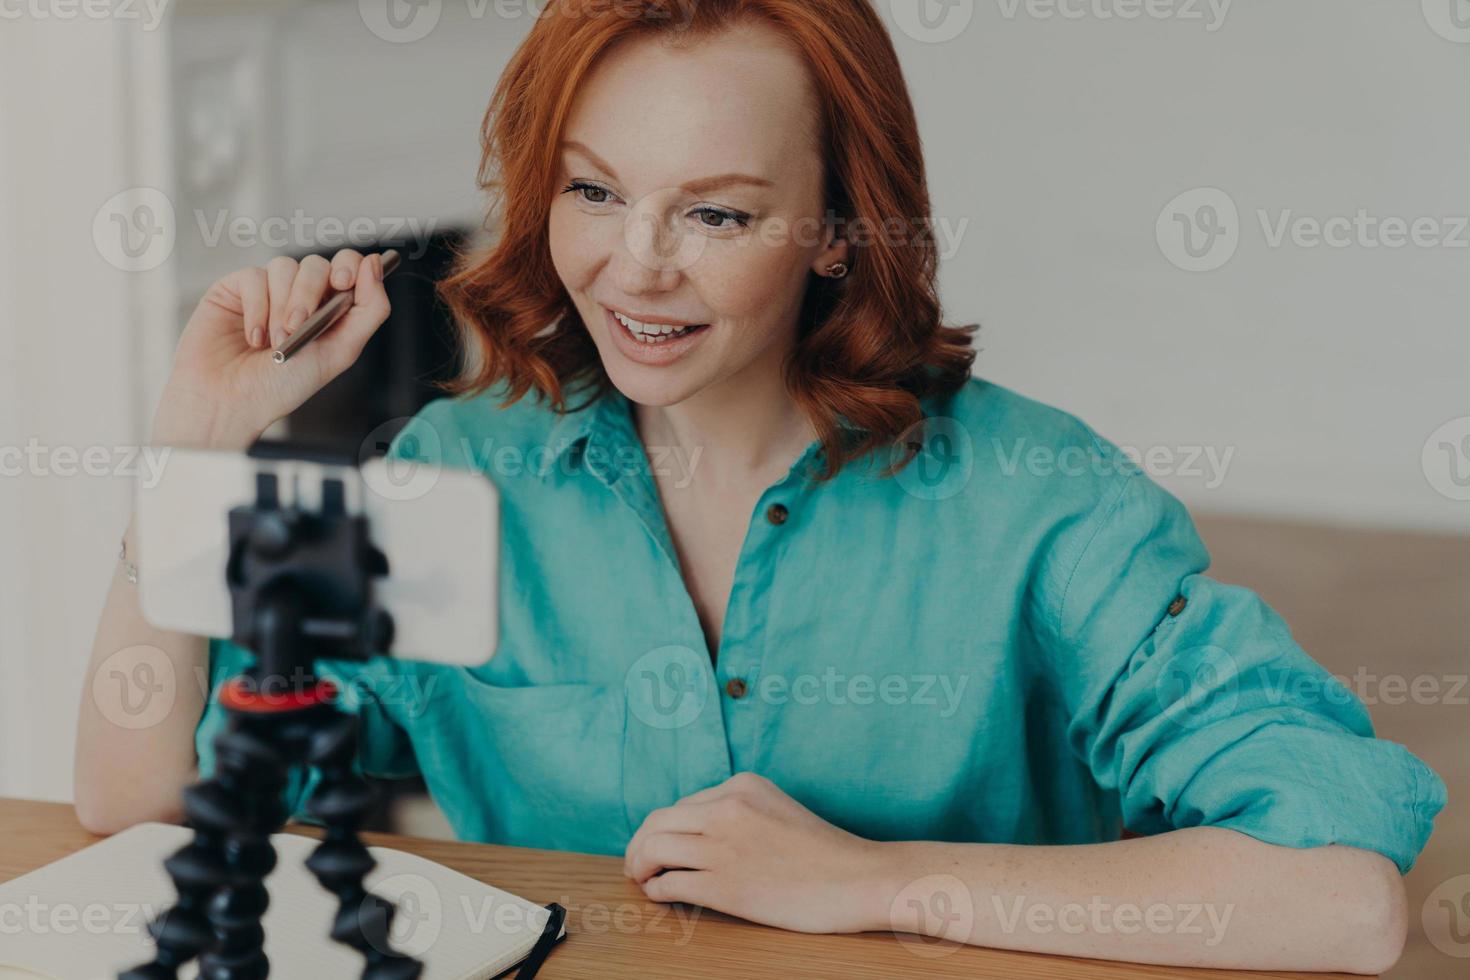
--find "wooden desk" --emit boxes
[0,799,1368,980]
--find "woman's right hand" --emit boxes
[150,249,393,450]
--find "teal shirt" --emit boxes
[196,376,1446,873]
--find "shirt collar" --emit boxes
[531,386,637,482]
[530,387,934,482]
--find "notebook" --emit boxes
[0,822,564,980]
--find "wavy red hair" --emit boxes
[436,0,977,478]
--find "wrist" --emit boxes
[151,385,262,451]
[852,838,912,933]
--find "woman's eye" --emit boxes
[693,207,750,231]
[563,181,615,206]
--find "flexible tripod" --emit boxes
[121,460,423,979]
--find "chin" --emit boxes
[601,360,708,409]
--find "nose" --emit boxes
[608,196,703,296]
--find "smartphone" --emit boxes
[135,444,498,668]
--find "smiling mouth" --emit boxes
[609,308,710,344]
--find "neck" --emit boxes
[633,359,816,489]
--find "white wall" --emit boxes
[0,0,1465,803]
[898,0,1470,531]
[0,19,149,801]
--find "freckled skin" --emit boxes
[548,22,849,409]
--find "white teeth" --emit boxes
[612,310,703,344]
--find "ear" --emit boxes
[810,234,852,278]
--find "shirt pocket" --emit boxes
[412,671,633,855]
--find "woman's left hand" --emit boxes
[623,771,890,934]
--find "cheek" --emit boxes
[697,239,811,331]
[548,203,597,288]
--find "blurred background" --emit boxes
[0,2,1465,976]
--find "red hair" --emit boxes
[436,0,977,478]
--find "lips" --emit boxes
[602,305,710,364]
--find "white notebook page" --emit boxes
[0,822,558,980]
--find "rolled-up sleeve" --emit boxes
[1048,467,1447,874]
[194,638,422,823]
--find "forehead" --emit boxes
[560,23,822,191]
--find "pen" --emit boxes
[272,248,402,364]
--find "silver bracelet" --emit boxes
[119,536,138,584]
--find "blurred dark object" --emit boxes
[281,230,467,834]
[286,230,466,455]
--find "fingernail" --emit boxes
[250,326,263,348]
[332,268,350,289]
[286,306,307,332]
[374,255,384,282]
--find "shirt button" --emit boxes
[765,503,789,525]
[725,678,748,699]
[1168,595,1187,617]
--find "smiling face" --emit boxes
[548,22,849,408]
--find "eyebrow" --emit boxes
[561,140,775,195]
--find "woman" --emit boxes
[77,0,1445,972]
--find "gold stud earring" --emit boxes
[826,262,849,279]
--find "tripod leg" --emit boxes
[120,706,295,980]
[300,707,423,980]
